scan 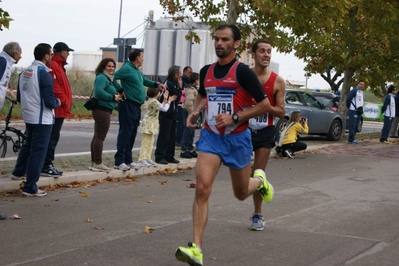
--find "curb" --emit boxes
[0,158,197,193]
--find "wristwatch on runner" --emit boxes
[232,113,239,123]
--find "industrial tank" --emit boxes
[157,29,176,77]
[155,18,173,29]
[143,29,160,77]
[174,29,191,69]
[190,29,210,71]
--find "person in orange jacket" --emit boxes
[41,42,74,178]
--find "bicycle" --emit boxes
[0,96,26,158]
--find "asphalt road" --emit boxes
[0,119,383,159]
[1,142,398,265]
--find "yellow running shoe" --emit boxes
[175,242,203,266]
[254,169,274,203]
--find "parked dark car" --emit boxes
[311,91,363,132]
[276,90,346,141]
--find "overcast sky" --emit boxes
[1,0,330,90]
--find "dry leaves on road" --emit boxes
[143,226,154,233]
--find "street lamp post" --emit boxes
[116,0,123,64]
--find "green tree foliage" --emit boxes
[160,0,399,115]
[0,1,13,31]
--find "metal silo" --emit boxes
[190,29,210,71]
[155,18,173,29]
[143,29,160,77]
[157,29,176,78]
[174,29,191,69]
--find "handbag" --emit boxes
[84,90,97,110]
[356,106,363,115]
[84,82,111,110]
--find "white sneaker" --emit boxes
[22,189,47,197]
[128,162,143,170]
[138,160,151,167]
[145,159,157,167]
[114,163,131,171]
[91,163,111,172]
[10,175,26,180]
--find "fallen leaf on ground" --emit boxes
[147,200,153,203]
[94,227,104,230]
[188,183,196,188]
[143,226,154,233]
[80,192,89,197]
[159,180,167,185]
[87,218,94,223]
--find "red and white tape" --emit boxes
[7,89,90,99]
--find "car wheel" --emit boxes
[327,119,342,141]
[275,117,288,139]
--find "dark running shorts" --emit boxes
[250,126,276,151]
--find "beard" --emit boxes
[215,47,228,58]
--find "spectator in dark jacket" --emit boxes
[380,85,396,143]
[155,65,182,164]
[175,66,192,146]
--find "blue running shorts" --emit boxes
[196,128,253,169]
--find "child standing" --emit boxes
[180,72,199,159]
[138,87,176,167]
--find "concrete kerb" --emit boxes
[0,143,334,193]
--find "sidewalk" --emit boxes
[0,143,334,193]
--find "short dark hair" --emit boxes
[189,72,199,84]
[388,85,396,94]
[251,40,271,53]
[95,58,116,74]
[147,87,161,98]
[128,49,143,62]
[216,24,241,41]
[34,43,52,61]
[183,66,192,72]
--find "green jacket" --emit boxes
[93,73,121,111]
[114,61,156,105]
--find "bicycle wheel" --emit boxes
[0,133,7,158]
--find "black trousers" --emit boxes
[43,118,64,169]
[281,141,307,155]
[155,113,177,161]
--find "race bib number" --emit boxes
[207,94,233,125]
[249,114,269,129]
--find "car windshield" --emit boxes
[314,96,332,106]
[300,92,323,108]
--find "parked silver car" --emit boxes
[276,89,346,141]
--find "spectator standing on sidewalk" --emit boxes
[89,58,123,172]
[175,24,274,266]
[346,81,365,144]
[137,87,176,167]
[155,65,182,165]
[0,42,22,109]
[12,43,60,197]
[41,42,74,178]
[180,72,199,159]
[248,40,286,231]
[114,49,166,171]
[280,111,309,158]
[389,86,399,138]
[175,66,192,147]
[380,85,396,143]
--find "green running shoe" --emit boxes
[254,169,274,203]
[175,242,203,266]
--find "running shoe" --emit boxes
[145,159,157,167]
[128,162,143,170]
[113,163,131,171]
[284,149,295,158]
[10,175,26,180]
[175,242,203,266]
[253,169,274,203]
[22,189,47,197]
[138,160,151,167]
[41,165,62,178]
[91,163,111,172]
[249,214,265,231]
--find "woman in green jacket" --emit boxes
[90,58,122,172]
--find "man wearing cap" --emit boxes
[41,42,74,178]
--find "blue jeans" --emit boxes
[13,123,52,194]
[181,109,195,151]
[43,118,64,169]
[348,110,360,142]
[380,116,392,142]
[114,100,141,166]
